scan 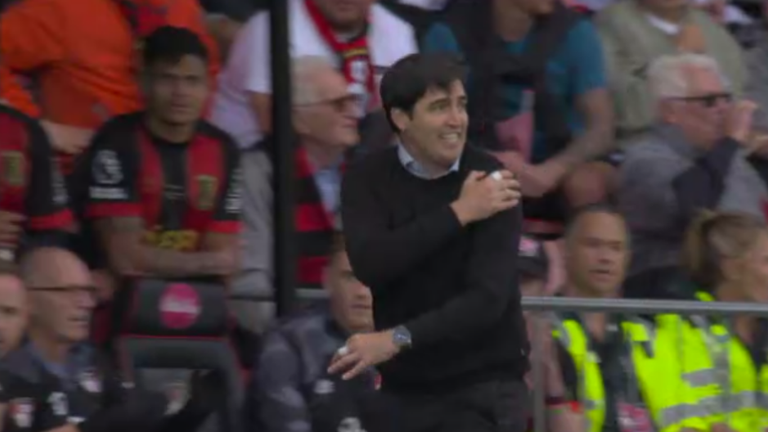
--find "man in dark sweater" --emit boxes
[330,53,529,432]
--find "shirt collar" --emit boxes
[397,144,460,179]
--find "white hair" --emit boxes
[647,53,728,102]
[291,56,338,106]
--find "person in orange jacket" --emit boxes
[0,0,220,174]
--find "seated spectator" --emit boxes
[421,0,615,234]
[211,0,417,151]
[0,0,219,177]
[0,266,26,356]
[245,232,378,432]
[0,247,217,432]
[0,104,73,260]
[595,0,746,138]
[618,54,765,279]
[233,56,359,333]
[77,27,240,334]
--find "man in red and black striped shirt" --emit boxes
[80,27,241,287]
[0,104,73,258]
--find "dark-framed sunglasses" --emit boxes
[671,93,732,108]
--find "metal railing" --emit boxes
[523,296,768,432]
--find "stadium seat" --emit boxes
[111,278,244,432]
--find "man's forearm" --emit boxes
[553,122,614,170]
[132,246,224,278]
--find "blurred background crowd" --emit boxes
[2,0,768,431]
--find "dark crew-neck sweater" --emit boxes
[341,145,529,394]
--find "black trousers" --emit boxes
[368,380,530,432]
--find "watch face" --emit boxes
[394,327,411,347]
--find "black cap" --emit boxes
[518,235,548,280]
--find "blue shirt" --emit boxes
[397,144,460,179]
[420,19,607,162]
[313,162,343,216]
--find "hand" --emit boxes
[40,120,93,155]
[209,246,240,276]
[328,330,400,381]
[725,100,758,143]
[519,161,567,198]
[0,211,25,248]
[744,132,768,156]
[675,24,706,53]
[451,170,521,225]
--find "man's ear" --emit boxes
[391,108,411,133]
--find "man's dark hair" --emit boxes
[380,53,467,133]
[564,203,629,242]
[142,26,209,68]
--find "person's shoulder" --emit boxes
[593,0,635,22]
[460,144,503,172]
[95,112,143,140]
[197,120,240,150]
[0,346,41,382]
[345,146,399,179]
[261,308,329,353]
[0,103,36,125]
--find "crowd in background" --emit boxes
[2,0,768,431]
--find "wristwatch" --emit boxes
[392,325,412,350]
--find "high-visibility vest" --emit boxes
[659,292,768,432]
[553,317,709,432]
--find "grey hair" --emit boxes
[291,55,338,106]
[647,53,728,102]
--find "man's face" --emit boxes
[294,69,360,149]
[565,212,629,297]
[325,251,373,334]
[0,276,26,356]
[144,55,209,126]
[395,80,468,171]
[29,260,95,344]
[312,0,375,31]
[661,66,731,148]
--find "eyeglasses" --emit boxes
[28,285,98,297]
[670,93,732,108]
[296,94,361,112]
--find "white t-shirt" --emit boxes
[210,0,418,149]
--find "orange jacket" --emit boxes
[0,0,220,129]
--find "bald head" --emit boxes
[20,247,91,288]
[0,272,26,355]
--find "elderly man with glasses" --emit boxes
[0,247,216,432]
[618,53,767,298]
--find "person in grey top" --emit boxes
[245,232,378,432]
[619,53,766,282]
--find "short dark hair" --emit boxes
[380,53,466,132]
[142,26,208,68]
[564,203,629,242]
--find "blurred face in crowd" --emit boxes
[26,249,95,345]
[313,0,375,32]
[144,55,209,127]
[0,275,26,356]
[294,67,360,149]
[565,211,629,297]
[325,250,373,334]
[722,231,768,304]
[660,65,731,148]
[393,81,468,173]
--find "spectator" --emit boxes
[517,235,585,432]
[234,56,358,333]
[618,54,765,282]
[79,27,240,311]
[557,205,707,432]
[211,0,417,150]
[0,247,217,432]
[0,104,73,260]
[0,266,26,357]
[671,211,768,432]
[421,0,615,234]
[595,0,746,137]
[745,0,768,131]
[0,0,220,176]
[245,232,378,432]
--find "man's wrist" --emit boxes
[391,325,412,351]
[450,201,472,226]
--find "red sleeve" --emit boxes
[84,121,142,219]
[207,136,241,234]
[25,117,73,230]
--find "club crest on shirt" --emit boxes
[1,151,24,187]
[78,368,102,394]
[9,397,34,428]
[195,175,217,210]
